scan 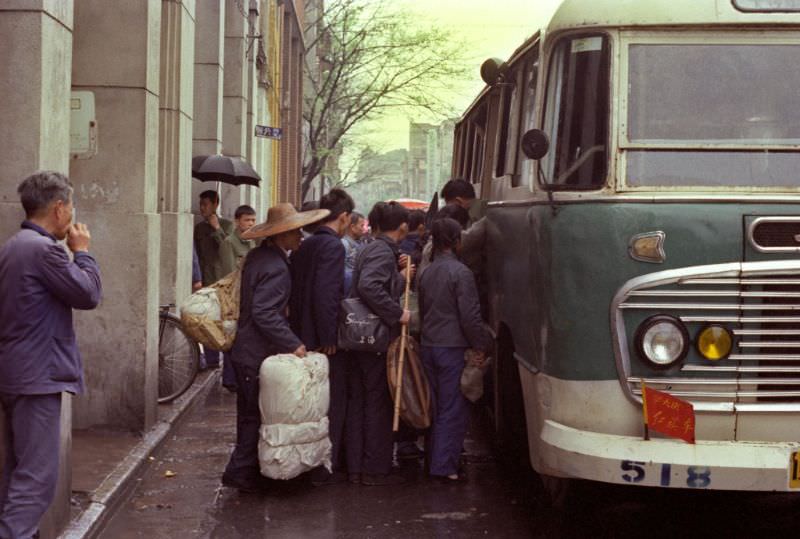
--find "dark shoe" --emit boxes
[348,473,361,484]
[311,470,347,487]
[221,474,267,494]
[431,473,467,484]
[362,473,405,486]
[396,442,424,460]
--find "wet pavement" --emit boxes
[101,381,800,538]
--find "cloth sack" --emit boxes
[180,269,241,351]
[258,352,332,480]
[386,335,431,429]
[337,297,390,352]
[460,349,491,403]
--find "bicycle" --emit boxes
[158,304,200,403]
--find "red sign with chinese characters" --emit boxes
[642,384,696,444]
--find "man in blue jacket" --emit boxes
[0,171,102,539]
[289,188,354,486]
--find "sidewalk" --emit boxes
[60,369,221,539]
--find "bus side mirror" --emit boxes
[521,129,549,160]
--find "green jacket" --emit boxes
[194,218,234,285]
[219,229,255,276]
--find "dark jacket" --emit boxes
[231,242,302,368]
[418,252,490,351]
[398,232,423,266]
[351,235,404,345]
[289,226,345,350]
[0,221,102,395]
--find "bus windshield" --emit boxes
[625,43,800,188]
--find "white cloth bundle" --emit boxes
[258,352,332,480]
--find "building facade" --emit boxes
[408,119,456,202]
[0,1,306,536]
[346,148,408,211]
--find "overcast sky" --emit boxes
[352,0,563,153]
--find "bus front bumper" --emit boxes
[540,419,800,491]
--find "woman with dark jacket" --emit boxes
[418,217,491,482]
[346,201,412,486]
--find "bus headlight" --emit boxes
[635,315,689,369]
[696,325,733,361]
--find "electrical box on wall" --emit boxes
[70,91,97,159]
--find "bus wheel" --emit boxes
[494,328,530,471]
[538,474,573,509]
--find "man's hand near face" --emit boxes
[67,223,91,253]
[207,213,220,230]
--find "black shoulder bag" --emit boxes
[338,242,391,352]
[337,297,390,352]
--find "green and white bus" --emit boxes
[454,0,800,494]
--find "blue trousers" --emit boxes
[346,351,393,475]
[222,362,261,484]
[421,346,469,477]
[0,393,62,539]
[327,352,350,471]
[221,353,236,389]
[204,348,221,368]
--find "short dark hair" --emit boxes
[408,210,426,231]
[377,201,409,232]
[434,204,469,229]
[431,218,462,258]
[199,190,219,204]
[17,171,73,218]
[234,205,256,219]
[440,178,475,202]
[319,188,355,223]
[367,202,388,233]
[350,211,364,227]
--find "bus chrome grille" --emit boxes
[611,260,800,412]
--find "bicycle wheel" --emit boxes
[158,313,200,403]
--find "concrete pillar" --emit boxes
[70,0,162,431]
[220,1,248,219]
[191,0,225,216]
[0,4,75,537]
[159,0,196,307]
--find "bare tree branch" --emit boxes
[301,0,469,200]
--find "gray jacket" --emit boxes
[418,252,490,351]
[351,235,404,345]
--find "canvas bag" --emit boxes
[460,349,491,403]
[386,335,431,429]
[180,268,242,351]
[258,352,332,480]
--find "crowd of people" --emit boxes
[0,172,491,537]
[198,178,492,491]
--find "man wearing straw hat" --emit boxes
[221,202,329,493]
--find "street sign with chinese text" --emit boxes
[255,125,283,139]
[642,384,695,444]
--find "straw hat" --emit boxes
[241,203,330,240]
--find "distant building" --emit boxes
[408,119,456,201]
[346,148,408,211]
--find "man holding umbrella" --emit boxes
[194,190,233,369]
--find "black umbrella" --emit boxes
[191,154,261,187]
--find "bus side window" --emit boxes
[541,35,610,189]
[516,51,539,187]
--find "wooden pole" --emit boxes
[393,255,412,432]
